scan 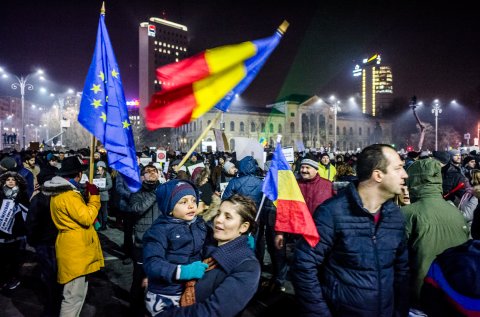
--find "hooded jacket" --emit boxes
[222,156,263,207]
[0,171,29,242]
[402,159,469,303]
[143,179,207,296]
[43,176,103,284]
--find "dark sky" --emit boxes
[1,1,480,111]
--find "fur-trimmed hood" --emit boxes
[42,176,78,196]
[0,171,27,190]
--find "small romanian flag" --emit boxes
[144,21,289,130]
[262,143,320,247]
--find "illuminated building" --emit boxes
[138,17,189,109]
[352,54,393,116]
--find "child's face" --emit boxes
[172,195,197,221]
[5,177,16,188]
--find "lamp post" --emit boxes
[431,99,442,151]
[6,69,44,149]
[329,96,341,152]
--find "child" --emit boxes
[142,179,208,316]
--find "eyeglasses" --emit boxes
[144,169,158,175]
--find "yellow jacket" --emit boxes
[47,177,103,284]
[318,163,337,182]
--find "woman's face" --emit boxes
[172,195,197,221]
[5,177,16,188]
[214,201,249,246]
[97,166,104,174]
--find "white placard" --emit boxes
[295,140,305,152]
[156,150,167,163]
[163,161,170,174]
[93,178,106,189]
[282,146,295,163]
[233,137,265,169]
[79,173,89,184]
[140,157,152,166]
[0,199,16,234]
[219,182,228,193]
[187,162,205,176]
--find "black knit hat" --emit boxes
[432,151,450,165]
[57,156,86,176]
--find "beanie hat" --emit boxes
[301,158,319,169]
[0,156,17,172]
[449,149,461,157]
[168,181,198,212]
[320,152,330,159]
[97,161,107,168]
[463,155,476,166]
[46,153,56,161]
[432,151,450,165]
[223,161,235,173]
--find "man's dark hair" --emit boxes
[356,144,394,182]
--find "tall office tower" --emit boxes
[138,17,189,109]
[352,54,393,116]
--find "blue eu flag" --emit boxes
[78,12,141,192]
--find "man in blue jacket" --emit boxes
[292,144,410,317]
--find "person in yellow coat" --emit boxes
[317,152,337,181]
[43,156,103,317]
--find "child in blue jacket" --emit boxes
[142,179,207,316]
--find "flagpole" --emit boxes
[175,111,222,172]
[89,136,96,182]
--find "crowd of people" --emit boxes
[0,144,479,316]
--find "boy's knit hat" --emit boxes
[168,181,197,212]
[156,179,199,215]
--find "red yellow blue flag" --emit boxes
[144,21,289,130]
[262,143,320,247]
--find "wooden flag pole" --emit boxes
[175,111,222,172]
[89,136,96,182]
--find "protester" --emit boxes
[402,159,469,306]
[43,156,104,316]
[95,161,113,230]
[0,171,29,292]
[128,163,161,317]
[317,152,336,181]
[292,144,410,316]
[142,179,207,316]
[162,194,261,317]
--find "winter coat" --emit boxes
[402,159,469,303]
[317,163,336,182]
[421,239,480,316]
[25,191,57,247]
[94,170,112,202]
[43,176,103,284]
[292,182,410,317]
[222,156,263,208]
[143,180,207,296]
[128,180,160,248]
[115,173,132,212]
[162,235,260,317]
[442,162,469,202]
[297,174,334,214]
[0,171,30,242]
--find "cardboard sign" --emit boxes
[93,178,106,189]
[282,146,295,163]
[80,173,89,184]
[0,199,16,234]
[156,150,167,163]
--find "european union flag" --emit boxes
[78,11,141,192]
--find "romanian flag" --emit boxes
[263,143,320,247]
[144,21,289,130]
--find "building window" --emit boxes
[230,121,235,132]
[251,122,256,132]
[278,124,282,133]
[337,126,340,135]
[269,123,274,133]
[343,127,347,135]
[359,127,362,135]
[240,122,244,132]
[290,122,295,133]
[329,124,333,135]
[290,112,295,117]
[349,127,353,135]
[230,139,235,151]
[261,123,266,132]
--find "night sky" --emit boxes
[1,1,480,115]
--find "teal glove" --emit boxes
[247,234,255,250]
[179,261,208,280]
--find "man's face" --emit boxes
[321,156,330,165]
[59,153,65,160]
[378,147,408,198]
[190,156,197,163]
[300,165,317,180]
[467,159,476,169]
[26,158,35,168]
[451,154,461,165]
[143,166,159,182]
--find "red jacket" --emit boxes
[298,174,334,214]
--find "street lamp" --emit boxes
[329,95,341,152]
[431,99,442,151]
[1,69,44,149]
